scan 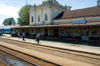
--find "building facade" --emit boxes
[12,0,100,45]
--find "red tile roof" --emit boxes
[54,6,100,20]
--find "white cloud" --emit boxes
[0,4,20,17]
[0,0,12,4]
[0,0,30,25]
[0,1,4,3]
[0,19,3,25]
[18,2,26,5]
[22,3,26,5]
[0,1,20,25]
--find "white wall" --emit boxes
[86,16,100,20]
[29,8,52,25]
[53,16,100,25]
[30,12,35,25]
[51,8,63,20]
[29,6,64,25]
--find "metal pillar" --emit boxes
[99,27,100,44]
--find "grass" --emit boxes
[70,44,83,47]
[97,58,100,60]
[40,60,44,62]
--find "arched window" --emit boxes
[38,15,40,22]
[31,16,33,22]
[45,14,48,21]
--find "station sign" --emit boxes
[73,20,87,24]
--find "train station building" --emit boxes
[11,0,100,45]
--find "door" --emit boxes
[54,29,59,37]
[45,29,48,37]
[81,31,89,41]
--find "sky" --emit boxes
[0,0,97,26]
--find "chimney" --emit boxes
[67,6,71,11]
[97,0,100,7]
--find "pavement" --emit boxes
[1,34,100,54]
[0,34,99,66]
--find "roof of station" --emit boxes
[54,6,100,20]
[12,22,100,29]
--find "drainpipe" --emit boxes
[59,27,61,38]
[36,28,37,35]
[99,27,100,45]
[35,7,36,26]
[42,8,43,24]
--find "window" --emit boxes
[86,32,89,36]
[17,30,19,33]
[82,32,85,36]
[66,28,72,36]
[81,27,88,30]
[38,15,40,22]
[45,14,48,21]
[38,29,40,33]
[67,28,72,30]
[31,16,33,22]
[31,30,34,32]
[92,30,97,36]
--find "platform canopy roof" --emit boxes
[11,22,100,29]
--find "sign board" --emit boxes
[73,20,87,24]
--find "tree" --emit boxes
[17,5,31,26]
[2,17,16,26]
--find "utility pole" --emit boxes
[26,0,29,25]
[26,0,28,5]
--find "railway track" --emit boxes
[0,49,38,66]
[0,44,61,66]
[0,58,10,66]
[0,38,100,65]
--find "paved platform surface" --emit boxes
[1,34,100,54]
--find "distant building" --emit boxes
[11,0,100,45]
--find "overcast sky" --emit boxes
[0,0,97,25]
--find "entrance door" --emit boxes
[81,31,89,41]
[54,29,59,37]
[45,29,48,37]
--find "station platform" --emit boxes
[1,34,100,55]
[0,35,98,66]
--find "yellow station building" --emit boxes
[11,0,100,45]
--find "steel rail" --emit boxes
[0,49,39,66]
[0,45,62,66]
[0,58,10,66]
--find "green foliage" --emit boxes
[17,5,31,26]
[2,17,16,26]
[70,6,72,8]
[40,60,44,62]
